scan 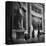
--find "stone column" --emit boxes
[19,8,23,29]
[25,3,28,34]
[28,3,32,39]
[43,6,45,32]
[42,6,45,32]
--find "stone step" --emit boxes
[13,39,27,44]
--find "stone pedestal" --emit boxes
[12,29,25,40]
[16,32,24,39]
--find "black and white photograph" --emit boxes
[6,1,45,45]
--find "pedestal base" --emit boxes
[12,29,25,40]
[16,32,24,39]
